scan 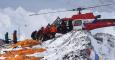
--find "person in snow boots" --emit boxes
[5,32,10,44]
[50,24,57,38]
[31,30,37,40]
[61,20,67,34]
[13,30,17,44]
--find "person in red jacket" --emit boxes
[44,24,51,40]
[13,30,17,44]
[50,24,57,38]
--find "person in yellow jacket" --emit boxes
[50,24,57,38]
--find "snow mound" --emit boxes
[31,30,93,60]
[32,30,115,60]
[91,26,115,36]
[92,33,115,60]
[1,29,115,60]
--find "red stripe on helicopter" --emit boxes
[83,19,115,30]
[63,13,96,21]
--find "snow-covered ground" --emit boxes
[25,30,92,60]
[26,29,115,60]
[0,28,115,60]
[91,26,115,36]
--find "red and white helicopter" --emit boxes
[30,3,115,31]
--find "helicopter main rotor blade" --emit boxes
[29,10,73,16]
[29,3,115,16]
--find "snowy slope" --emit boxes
[0,28,115,60]
[30,30,92,60]
[91,26,115,36]
[90,24,115,59]
[29,29,115,60]
[90,33,115,60]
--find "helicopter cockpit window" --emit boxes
[73,20,82,26]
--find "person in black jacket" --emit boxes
[68,20,73,31]
[31,30,37,40]
[61,20,67,34]
[36,27,45,41]
[5,32,10,44]
[36,29,42,40]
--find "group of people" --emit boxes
[31,24,57,42]
[4,20,73,44]
[31,20,73,42]
[5,30,17,44]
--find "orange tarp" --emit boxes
[11,39,41,48]
[0,39,45,60]
[2,48,46,56]
[0,48,46,60]
[6,55,41,60]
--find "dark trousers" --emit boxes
[51,32,56,38]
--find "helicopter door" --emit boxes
[72,20,83,30]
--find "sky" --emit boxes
[0,0,115,12]
[0,0,74,12]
